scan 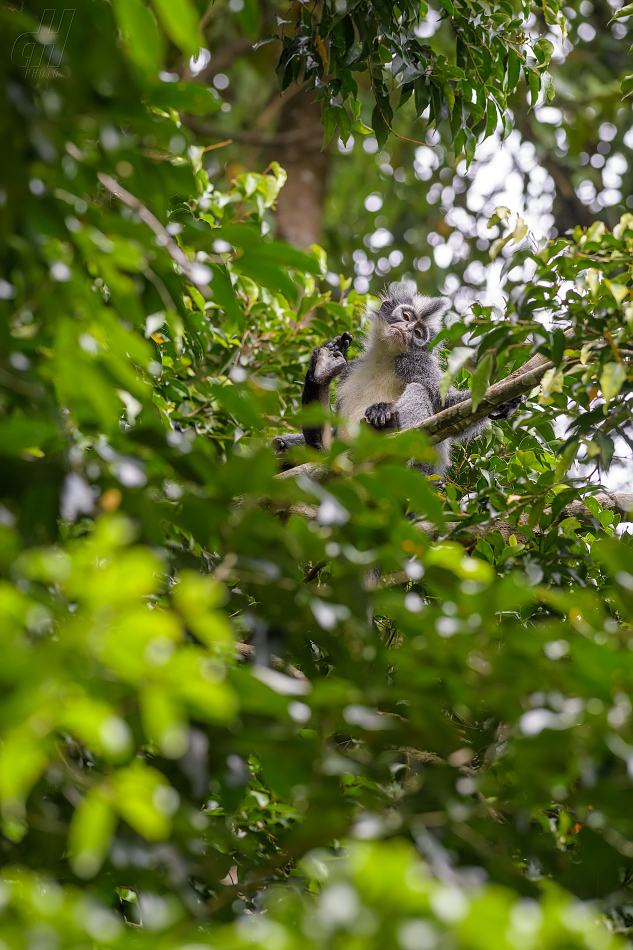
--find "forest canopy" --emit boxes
[2,0,633,948]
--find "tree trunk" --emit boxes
[273,87,329,249]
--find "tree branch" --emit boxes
[97,174,212,292]
[269,494,633,590]
[425,346,561,444]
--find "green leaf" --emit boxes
[150,0,200,57]
[112,0,163,75]
[600,362,627,404]
[371,103,390,150]
[110,763,174,840]
[0,417,59,456]
[593,430,615,468]
[440,347,475,403]
[471,352,493,411]
[350,97,373,134]
[150,81,221,115]
[534,37,554,65]
[498,541,526,562]
[414,78,431,117]
[210,265,245,331]
[337,105,353,144]
[485,99,498,138]
[141,686,187,758]
[608,281,629,305]
[507,48,521,89]
[527,67,540,107]
[586,221,606,245]
[442,81,455,113]
[463,126,476,164]
[0,730,48,810]
[539,366,565,403]
[69,791,117,879]
[612,2,633,18]
[322,104,340,146]
[490,235,511,260]
[622,74,633,97]
[542,70,555,103]
[527,496,547,529]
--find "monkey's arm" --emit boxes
[302,332,353,450]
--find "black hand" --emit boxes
[311,333,354,384]
[364,402,399,430]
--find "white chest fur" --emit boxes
[336,352,405,425]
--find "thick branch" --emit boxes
[559,493,633,522]
[424,346,561,445]
[275,494,633,590]
[274,495,633,531]
[273,86,330,248]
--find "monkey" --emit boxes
[273,281,521,474]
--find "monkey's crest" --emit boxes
[378,281,450,328]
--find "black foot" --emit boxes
[489,395,525,421]
[311,332,353,384]
[364,402,399,430]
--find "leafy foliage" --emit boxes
[275,0,560,155]
[2,1,633,949]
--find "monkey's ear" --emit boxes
[415,295,450,328]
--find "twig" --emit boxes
[97,174,211,292]
[234,642,308,682]
[182,117,317,148]
[203,139,233,151]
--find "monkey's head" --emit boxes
[372,281,450,353]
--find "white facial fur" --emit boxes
[370,316,411,353]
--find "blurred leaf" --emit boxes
[150,0,200,56]
[112,0,163,75]
[69,791,117,879]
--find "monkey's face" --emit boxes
[371,286,449,354]
[377,300,433,352]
